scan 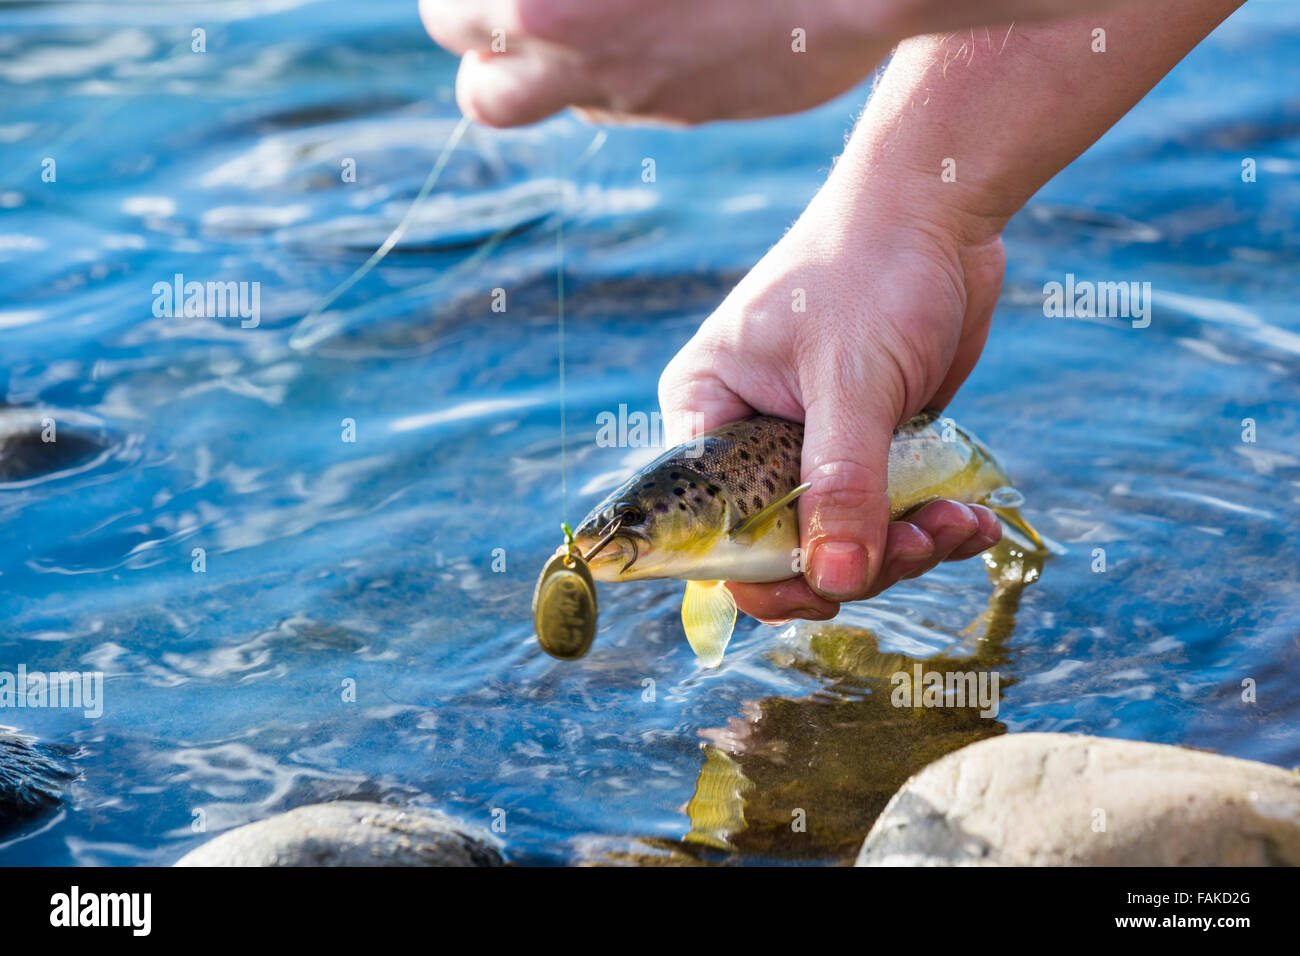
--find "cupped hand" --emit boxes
[418,0,891,126]
[658,164,1008,623]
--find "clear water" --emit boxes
[1,0,1297,865]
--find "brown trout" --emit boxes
[571,411,1041,667]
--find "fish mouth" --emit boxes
[574,524,651,580]
[584,543,634,580]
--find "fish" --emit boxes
[571,411,1043,668]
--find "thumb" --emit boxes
[799,389,895,602]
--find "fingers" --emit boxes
[943,503,1002,560]
[799,387,894,603]
[456,48,594,128]
[865,501,1000,598]
[421,0,597,128]
[728,578,838,625]
[729,501,1000,622]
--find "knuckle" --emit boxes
[925,499,979,536]
[803,458,887,518]
[953,504,980,536]
[657,354,698,413]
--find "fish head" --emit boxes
[573,463,728,581]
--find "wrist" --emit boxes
[825,136,1011,259]
[828,37,1028,248]
[838,1,1243,241]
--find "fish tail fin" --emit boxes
[682,580,737,668]
[991,505,1048,553]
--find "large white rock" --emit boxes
[175,801,504,867]
[857,733,1300,866]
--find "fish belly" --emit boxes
[683,524,800,583]
[885,417,1011,518]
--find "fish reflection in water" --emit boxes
[594,539,1044,865]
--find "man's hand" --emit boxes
[658,160,1008,622]
[418,0,890,126]
[656,0,1241,621]
[417,0,1178,127]
[423,1,1243,624]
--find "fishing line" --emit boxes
[290,126,607,352]
[291,114,472,350]
[556,130,605,528]
[557,188,568,521]
[288,107,608,539]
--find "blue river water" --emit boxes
[1,0,1298,865]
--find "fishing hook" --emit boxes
[580,515,624,563]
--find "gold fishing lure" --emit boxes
[532,525,599,660]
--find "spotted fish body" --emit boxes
[575,417,805,583]
[571,411,1039,666]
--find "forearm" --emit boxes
[840,0,1245,242]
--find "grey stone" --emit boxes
[0,729,75,833]
[175,801,505,867]
[0,405,112,482]
[857,732,1300,866]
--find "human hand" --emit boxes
[655,0,1242,622]
[416,0,1182,128]
[658,161,1007,623]
[418,0,891,126]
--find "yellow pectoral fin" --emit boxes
[682,580,737,668]
[729,482,810,545]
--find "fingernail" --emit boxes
[810,541,867,599]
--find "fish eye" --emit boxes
[616,504,644,525]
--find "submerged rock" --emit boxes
[857,733,1300,866]
[0,729,76,833]
[0,405,113,482]
[174,801,505,867]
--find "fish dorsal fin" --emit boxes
[682,580,737,667]
[729,481,810,545]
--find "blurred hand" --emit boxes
[418,0,890,125]
[417,0,1172,127]
[658,164,1007,623]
